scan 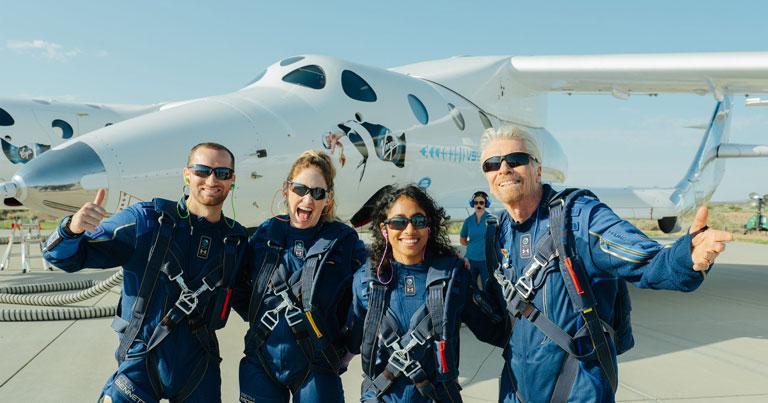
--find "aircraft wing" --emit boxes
[508,52,768,96]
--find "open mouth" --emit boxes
[399,237,421,248]
[296,206,313,222]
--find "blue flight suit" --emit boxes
[233,216,366,403]
[349,254,510,403]
[460,211,495,285]
[495,185,704,403]
[43,198,248,403]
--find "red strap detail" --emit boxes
[564,257,584,295]
[437,340,449,373]
[219,288,233,321]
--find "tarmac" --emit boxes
[0,233,766,402]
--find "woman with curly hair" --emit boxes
[347,184,510,403]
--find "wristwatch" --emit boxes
[61,215,81,237]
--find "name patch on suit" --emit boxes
[293,240,305,258]
[520,233,532,259]
[404,275,416,296]
[197,236,211,259]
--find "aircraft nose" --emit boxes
[0,141,106,214]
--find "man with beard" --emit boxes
[43,142,248,403]
[479,127,732,403]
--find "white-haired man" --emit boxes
[480,126,732,403]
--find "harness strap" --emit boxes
[361,281,388,377]
[243,243,282,356]
[144,236,241,354]
[549,194,618,394]
[116,211,176,362]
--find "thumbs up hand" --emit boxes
[689,206,734,271]
[68,189,108,235]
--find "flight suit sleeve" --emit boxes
[42,207,139,273]
[345,264,370,355]
[459,261,512,348]
[580,201,703,292]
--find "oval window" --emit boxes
[279,56,305,66]
[282,65,326,90]
[448,103,465,130]
[407,94,429,125]
[479,111,493,129]
[342,70,377,102]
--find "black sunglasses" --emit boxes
[474,200,485,206]
[288,181,328,200]
[188,164,234,180]
[481,152,537,173]
[384,214,430,231]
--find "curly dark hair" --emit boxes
[369,185,456,279]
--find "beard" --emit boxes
[492,172,536,205]
[191,189,229,207]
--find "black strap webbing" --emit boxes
[361,281,388,377]
[243,243,282,355]
[117,212,176,362]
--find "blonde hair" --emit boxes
[479,126,542,164]
[285,150,338,222]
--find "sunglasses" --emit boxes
[474,200,485,206]
[481,152,537,173]
[384,214,430,231]
[287,181,328,200]
[188,164,234,180]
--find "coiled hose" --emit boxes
[0,270,122,321]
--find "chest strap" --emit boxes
[245,239,345,373]
[144,235,242,355]
[116,211,176,363]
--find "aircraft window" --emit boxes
[0,108,14,126]
[479,111,493,129]
[280,56,305,66]
[448,103,464,130]
[246,69,267,86]
[407,94,429,124]
[341,70,377,102]
[282,65,326,90]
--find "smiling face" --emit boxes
[481,138,541,207]
[285,166,330,229]
[183,147,235,208]
[382,195,429,265]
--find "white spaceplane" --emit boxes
[2,52,768,231]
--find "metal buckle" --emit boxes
[495,271,515,303]
[388,349,422,377]
[285,306,304,326]
[260,308,280,331]
[514,276,534,300]
[175,292,198,315]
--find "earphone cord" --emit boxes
[375,241,393,285]
[225,187,236,229]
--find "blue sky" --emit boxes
[1,1,766,201]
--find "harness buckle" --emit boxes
[494,271,516,303]
[388,349,422,377]
[175,292,198,315]
[514,276,534,300]
[285,305,304,327]
[260,307,281,331]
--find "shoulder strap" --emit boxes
[361,276,388,377]
[116,209,176,362]
[548,188,618,394]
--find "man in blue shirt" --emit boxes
[480,126,733,403]
[460,190,495,286]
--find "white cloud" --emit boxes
[6,39,81,61]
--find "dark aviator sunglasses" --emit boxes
[481,152,537,173]
[188,164,234,180]
[384,214,430,231]
[288,181,328,200]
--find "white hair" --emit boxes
[479,126,542,164]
